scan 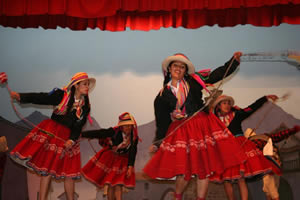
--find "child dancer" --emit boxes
[211,94,279,200]
[81,112,139,200]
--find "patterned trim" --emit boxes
[11,152,81,180]
[160,130,230,152]
[246,149,263,158]
[27,131,80,157]
[91,156,128,175]
[27,161,81,180]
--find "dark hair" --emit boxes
[163,61,189,85]
[66,86,75,114]
[66,85,90,115]
[214,102,237,115]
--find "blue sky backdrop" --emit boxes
[1,24,300,126]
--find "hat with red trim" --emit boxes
[162,53,195,74]
[65,72,96,91]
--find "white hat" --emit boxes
[211,95,235,112]
[162,53,195,74]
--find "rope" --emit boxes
[88,139,98,154]
[153,58,237,145]
[5,83,66,143]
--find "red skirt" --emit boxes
[143,112,247,181]
[10,119,81,179]
[210,136,273,182]
[82,148,135,188]
[265,156,282,176]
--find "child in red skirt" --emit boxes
[211,94,279,200]
[81,112,139,200]
[143,52,247,200]
[9,72,95,200]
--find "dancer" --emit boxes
[211,94,279,200]
[9,72,95,200]
[244,125,300,200]
[81,112,139,200]
[143,52,247,200]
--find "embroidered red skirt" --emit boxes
[10,119,81,179]
[82,148,135,188]
[143,112,247,181]
[210,136,273,182]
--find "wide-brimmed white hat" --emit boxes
[211,95,235,112]
[162,53,195,74]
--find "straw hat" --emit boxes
[65,72,96,91]
[117,112,137,127]
[117,112,139,141]
[162,53,195,74]
[211,95,235,112]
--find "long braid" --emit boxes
[163,71,171,86]
[66,86,75,114]
[83,94,91,114]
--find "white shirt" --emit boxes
[167,80,180,96]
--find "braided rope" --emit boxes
[88,139,98,154]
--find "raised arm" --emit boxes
[205,52,242,84]
[238,95,278,121]
[266,125,300,143]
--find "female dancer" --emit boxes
[211,94,279,200]
[143,52,247,200]
[81,112,139,200]
[10,72,95,200]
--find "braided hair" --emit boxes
[65,85,90,115]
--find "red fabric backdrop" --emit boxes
[1,0,300,31]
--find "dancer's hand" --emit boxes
[10,91,20,101]
[233,51,243,62]
[126,166,134,178]
[266,95,279,102]
[64,139,74,149]
[149,144,158,153]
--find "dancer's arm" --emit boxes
[205,52,242,84]
[10,89,64,105]
[127,139,138,178]
[266,125,300,143]
[238,95,278,121]
[81,127,115,139]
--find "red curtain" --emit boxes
[1,0,300,31]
